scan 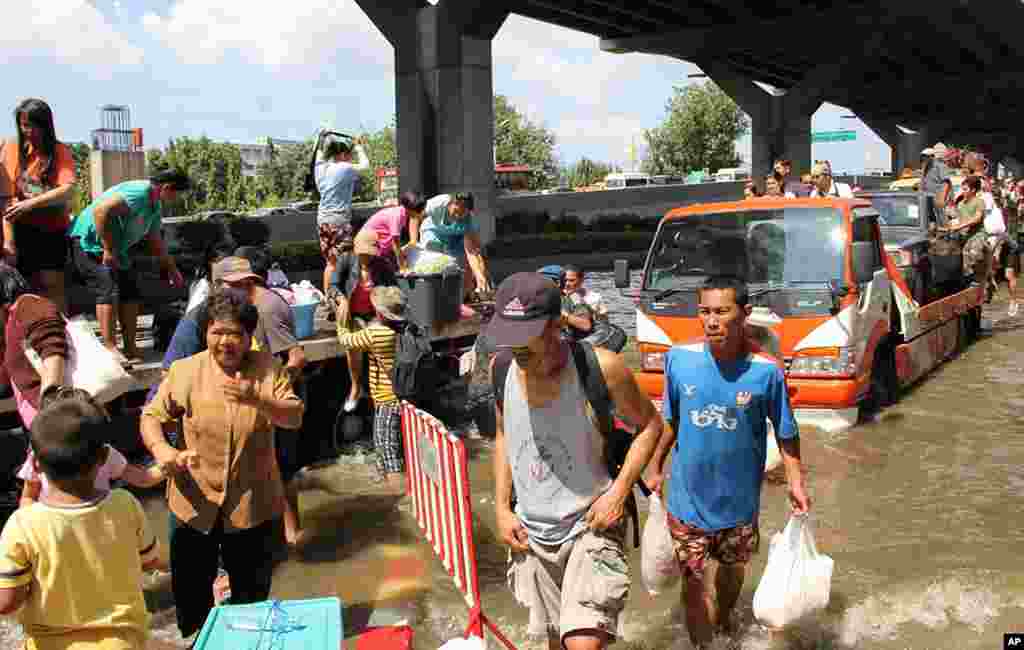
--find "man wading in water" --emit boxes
[648,275,810,648]
[489,272,664,650]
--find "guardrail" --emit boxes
[400,402,517,649]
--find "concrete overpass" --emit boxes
[354,0,1024,243]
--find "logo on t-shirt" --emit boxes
[736,391,752,407]
[690,404,738,430]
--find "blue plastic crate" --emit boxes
[192,597,342,650]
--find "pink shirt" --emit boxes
[18,445,128,499]
[360,206,408,256]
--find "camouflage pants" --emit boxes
[963,230,989,275]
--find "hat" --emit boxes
[212,256,261,284]
[537,265,564,284]
[931,142,948,157]
[353,229,378,256]
[485,272,562,347]
[369,286,407,322]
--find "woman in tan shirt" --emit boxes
[141,288,304,641]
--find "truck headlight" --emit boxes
[788,346,856,377]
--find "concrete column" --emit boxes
[711,76,815,179]
[863,120,929,175]
[356,0,506,245]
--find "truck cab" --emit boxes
[616,197,983,432]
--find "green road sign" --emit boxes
[812,130,857,143]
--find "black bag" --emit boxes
[493,341,649,547]
[390,322,439,402]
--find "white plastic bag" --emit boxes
[438,636,486,650]
[640,493,681,596]
[185,277,210,314]
[23,319,135,405]
[290,280,324,305]
[752,514,833,629]
[984,205,1007,235]
[765,420,783,473]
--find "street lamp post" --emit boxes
[840,114,862,186]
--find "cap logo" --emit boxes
[503,297,526,317]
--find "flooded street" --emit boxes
[140,273,1024,649]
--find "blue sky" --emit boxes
[3,0,890,174]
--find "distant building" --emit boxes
[238,137,303,177]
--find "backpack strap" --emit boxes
[492,350,513,411]
[569,341,614,435]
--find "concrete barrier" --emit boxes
[180,175,894,247]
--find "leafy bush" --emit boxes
[270,242,322,272]
[176,219,227,252]
[227,216,271,247]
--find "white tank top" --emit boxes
[503,356,612,545]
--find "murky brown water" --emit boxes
[137,284,1024,649]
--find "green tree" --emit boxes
[643,81,749,176]
[562,157,619,188]
[494,95,558,190]
[68,143,92,215]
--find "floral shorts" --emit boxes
[962,229,989,274]
[667,513,760,581]
[318,222,354,263]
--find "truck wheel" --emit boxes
[866,343,899,411]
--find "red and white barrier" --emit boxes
[400,402,517,649]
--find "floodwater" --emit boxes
[134,272,1024,648]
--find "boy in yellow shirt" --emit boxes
[0,391,181,649]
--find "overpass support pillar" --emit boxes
[354,1,507,245]
[862,121,928,175]
[710,71,819,179]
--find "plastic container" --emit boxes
[397,269,464,327]
[291,302,317,339]
[192,597,342,650]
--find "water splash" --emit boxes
[838,576,1006,645]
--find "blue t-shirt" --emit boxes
[662,342,798,531]
[315,160,359,225]
[419,194,478,258]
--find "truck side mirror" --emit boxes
[850,241,878,285]
[614,259,630,289]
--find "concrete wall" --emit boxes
[90,150,146,198]
[249,175,894,245]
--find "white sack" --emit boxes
[752,514,833,628]
[640,493,682,596]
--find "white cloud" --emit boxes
[494,15,695,163]
[142,0,392,71]
[0,0,144,75]
[554,115,649,167]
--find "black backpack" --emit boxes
[492,341,649,546]
[391,322,439,402]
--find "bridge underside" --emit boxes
[356,0,1024,243]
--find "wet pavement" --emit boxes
[9,272,1024,649]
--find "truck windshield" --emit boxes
[645,207,845,291]
[865,195,922,227]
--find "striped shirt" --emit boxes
[336,322,398,404]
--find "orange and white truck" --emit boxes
[615,197,985,432]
